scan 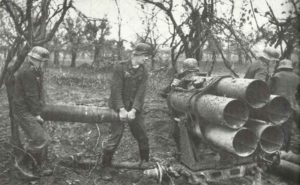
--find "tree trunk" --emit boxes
[0,40,28,89]
[4,49,7,58]
[54,50,60,66]
[171,47,177,73]
[93,44,101,67]
[70,50,77,67]
[5,67,24,157]
[238,50,243,64]
[117,41,122,61]
[62,52,66,63]
[208,51,216,76]
[151,54,155,70]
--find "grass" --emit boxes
[1,60,293,185]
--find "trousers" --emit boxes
[102,112,149,157]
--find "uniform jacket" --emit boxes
[13,61,45,116]
[244,61,269,81]
[109,60,148,112]
[269,69,300,110]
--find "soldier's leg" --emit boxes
[128,113,149,161]
[101,120,125,181]
[14,113,49,178]
[12,114,24,159]
[20,114,49,163]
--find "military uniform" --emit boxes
[13,61,50,155]
[103,60,149,162]
[244,61,269,81]
[269,59,300,151]
[162,68,205,153]
[270,70,300,110]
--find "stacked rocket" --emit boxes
[167,77,292,157]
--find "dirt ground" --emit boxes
[0,63,298,185]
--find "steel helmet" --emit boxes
[256,47,280,61]
[28,46,50,62]
[278,59,293,70]
[182,58,198,70]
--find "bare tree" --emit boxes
[114,0,124,61]
[84,18,110,67]
[63,15,85,67]
[136,6,163,69]
[0,0,72,89]
[141,0,245,76]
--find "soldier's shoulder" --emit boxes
[16,64,34,78]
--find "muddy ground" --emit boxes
[0,63,298,185]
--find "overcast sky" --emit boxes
[73,0,293,48]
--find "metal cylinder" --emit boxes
[214,78,270,108]
[167,91,194,113]
[272,159,300,182]
[168,92,249,129]
[202,124,258,157]
[250,95,292,125]
[41,104,119,123]
[281,151,300,165]
[193,94,249,129]
[245,119,284,154]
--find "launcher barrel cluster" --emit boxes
[167,77,290,157]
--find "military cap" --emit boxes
[28,46,50,62]
[133,43,152,56]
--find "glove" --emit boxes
[192,76,205,88]
[36,115,44,124]
[170,78,180,87]
[119,108,128,122]
[128,109,137,120]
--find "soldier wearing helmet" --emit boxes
[101,43,152,181]
[269,59,300,151]
[12,46,50,179]
[161,58,205,98]
[244,47,280,81]
[160,58,205,154]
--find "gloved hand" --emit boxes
[128,109,137,120]
[36,115,44,124]
[170,78,180,87]
[192,76,205,88]
[119,108,128,122]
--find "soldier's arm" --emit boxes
[110,65,125,110]
[21,71,42,116]
[132,73,148,112]
[254,66,268,81]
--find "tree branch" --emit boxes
[210,34,239,77]
[36,0,72,45]
[0,38,23,89]
[26,0,33,46]
[3,0,27,39]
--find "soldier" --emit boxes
[244,47,279,81]
[161,58,205,155]
[269,59,300,151]
[13,46,50,179]
[101,43,152,181]
[160,58,205,98]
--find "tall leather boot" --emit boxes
[140,148,149,162]
[31,147,52,177]
[139,148,151,168]
[101,150,114,181]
